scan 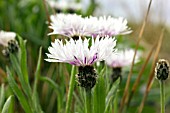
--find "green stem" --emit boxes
[85,89,92,113]
[160,80,165,113]
[66,66,75,113]
[114,92,118,113]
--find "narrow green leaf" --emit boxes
[39,76,60,94]
[66,66,75,113]
[33,47,42,94]
[1,95,13,113]
[16,35,40,112]
[17,34,29,84]
[6,67,33,113]
[104,78,120,113]
[94,67,106,113]
[32,47,43,113]
[0,84,5,111]
[9,54,32,98]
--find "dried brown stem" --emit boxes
[42,0,51,26]
[137,28,165,113]
[119,0,153,112]
[127,42,157,106]
[42,0,55,41]
[0,68,6,78]
[0,68,6,84]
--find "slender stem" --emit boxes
[85,89,92,113]
[114,92,118,113]
[160,80,165,113]
[66,66,75,113]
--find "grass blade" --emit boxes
[1,95,14,113]
[104,78,120,113]
[94,67,106,113]
[66,65,75,113]
[33,47,43,113]
[6,67,33,113]
[9,54,32,99]
[0,84,5,111]
[17,34,29,84]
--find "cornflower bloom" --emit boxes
[46,35,117,89]
[49,13,96,39]
[105,49,139,83]
[0,30,18,57]
[91,16,132,37]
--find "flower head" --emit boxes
[0,30,16,47]
[45,35,116,66]
[49,13,96,38]
[106,49,139,68]
[92,16,132,37]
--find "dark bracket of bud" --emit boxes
[72,35,80,40]
[55,9,62,13]
[76,66,97,90]
[155,59,169,80]
[67,8,76,14]
[2,40,19,57]
[111,67,122,83]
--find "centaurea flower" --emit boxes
[91,16,132,37]
[49,13,96,39]
[106,49,139,83]
[0,30,18,57]
[46,35,117,89]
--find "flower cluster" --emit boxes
[48,13,132,38]
[46,13,132,89]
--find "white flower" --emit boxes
[106,49,140,68]
[49,13,96,38]
[46,0,82,11]
[91,16,132,37]
[0,30,16,47]
[45,35,117,66]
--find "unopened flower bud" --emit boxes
[111,67,122,83]
[155,59,169,80]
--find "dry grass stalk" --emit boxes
[42,0,55,41]
[0,67,6,78]
[127,42,157,106]
[138,28,165,113]
[119,0,153,112]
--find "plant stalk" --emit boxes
[85,89,92,113]
[114,92,118,113]
[160,80,165,113]
[66,66,75,113]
